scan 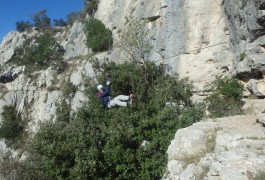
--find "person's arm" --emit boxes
[100,84,110,97]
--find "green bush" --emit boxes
[240,52,246,61]
[31,9,51,31]
[206,77,244,118]
[0,105,24,146]
[66,11,80,25]
[16,21,32,32]
[10,33,64,73]
[27,61,204,179]
[254,171,265,180]
[53,18,67,27]
[84,18,113,52]
[84,0,99,15]
[214,76,244,101]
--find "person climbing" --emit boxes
[96,74,133,108]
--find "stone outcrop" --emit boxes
[93,0,265,96]
[0,21,92,134]
[60,21,89,59]
[163,99,265,179]
[0,0,265,178]
[0,30,38,65]
[165,114,265,180]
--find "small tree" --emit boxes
[84,0,99,16]
[10,33,65,73]
[32,9,51,31]
[0,105,24,146]
[206,77,244,118]
[119,18,153,69]
[53,18,67,27]
[16,21,32,32]
[66,12,80,25]
[84,18,113,52]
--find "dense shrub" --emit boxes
[53,18,67,27]
[214,76,244,101]
[32,9,51,31]
[66,11,80,25]
[84,18,113,52]
[0,151,44,180]
[10,33,64,73]
[16,21,32,32]
[27,61,204,179]
[206,77,244,118]
[0,105,24,146]
[119,18,152,66]
[84,0,99,16]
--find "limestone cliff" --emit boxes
[0,22,93,133]
[0,0,265,179]
[165,100,265,179]
[95,0,265,96]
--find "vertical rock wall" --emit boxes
[95,0,265,96]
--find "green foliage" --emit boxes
[0,105,24,146]
[240,52,246,61]
[16,21,32,32]
[27,61,204,179]
[31,9,51,31]
[84,0,99,15]
[0,151,44,180]
[56,81,77,123]
[10,33,64,73]
[119,18,153,65]
[206,77,244,118]
[214,76,244,101]
[84,18,113,52]
[53,18,67,27]
[254,171,265,180]
[56,100,71,123]
[66,12,80,25]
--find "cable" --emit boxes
[1,41,231,92]
[153,41,230,63]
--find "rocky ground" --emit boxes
[165,99,265,180]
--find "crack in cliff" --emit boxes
[146,16,161,22]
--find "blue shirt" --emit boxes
[99,85,112,106]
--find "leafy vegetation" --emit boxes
[240,52,246,61]
[206,76,244,118]
[66,11,81,25]
[254,171,265,180]
[84,18,113,52]
[53,18,67,27]
[0,105,24,146]
[15,9,79,33]
[16,21,33,32]
[25,61,204,179]
[31,9,51,31]
[119,18,153,68]
[84,0,99,16]
[9,33,65,74]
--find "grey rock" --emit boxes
[61,21,89,59]
[165,115,265,180]
[257,113,265,125]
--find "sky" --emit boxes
[0,0,84,43]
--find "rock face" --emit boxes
[0,0,265,178]
[0,22,92,134]
[165,115,265,180]
[94,0,265,96]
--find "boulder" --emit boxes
[165,115,265,180]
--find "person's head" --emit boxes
[96,85,103,97]
[97,84,103,91]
